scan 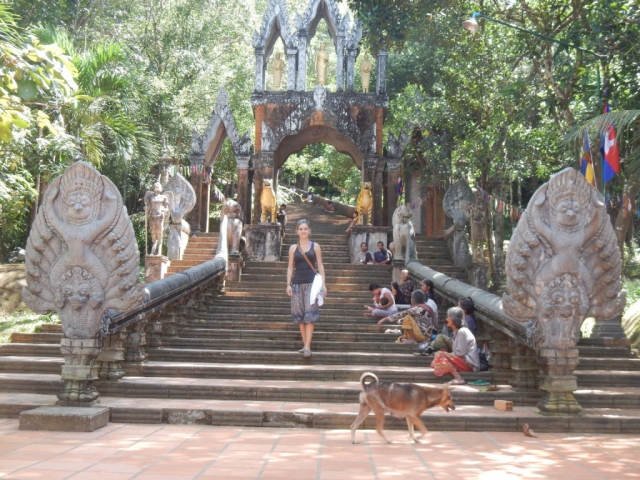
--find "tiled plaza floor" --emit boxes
[0,419,638,479]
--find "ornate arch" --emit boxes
[253,0,295,55]
[295,0,343,46]
[190,88,251,168]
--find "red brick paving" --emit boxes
[0,419,638,479]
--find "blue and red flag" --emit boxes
[580,131,596,186]
[601,104,620,183]
[397,178,403,196]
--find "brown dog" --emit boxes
[350,372,455,444]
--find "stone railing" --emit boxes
[96,215,230,384]
[405,260,539,393]
[294,188,356,218]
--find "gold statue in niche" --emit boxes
[360,52,372,92]
[271,52,285,90]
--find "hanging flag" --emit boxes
[580,131,596,186]
[397,178,403,196]
[601,104,620,183]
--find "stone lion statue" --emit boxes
[356,182,373,225]
[260,179,277,223]
[389,205,413,261]
[221,199,245,255]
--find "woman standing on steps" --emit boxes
[286,219,327,358]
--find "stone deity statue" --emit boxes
[359,52,372,93]
[315,43,329,86]
[271,52,285,90]
[467,190,488,262]
[144,182,169,255]
[22,161,143,404]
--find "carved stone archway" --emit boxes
[189,88,252,232]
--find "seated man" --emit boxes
[377,289,437,344]
[276,204,287,237]
[358,242,373,264]
[276,204,287,225]
[374,241,391,265]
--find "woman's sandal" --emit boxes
[446,378,466,385]
[303,349,312,358]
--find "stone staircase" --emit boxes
[0,201,639,433]
[414,236,468,282]
[166,232,218,275]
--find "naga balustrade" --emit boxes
[96,215,231,384]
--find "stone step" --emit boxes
[0,373,639,410]
[1,392,638,432]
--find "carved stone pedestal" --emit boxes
[509,344,539,392]
[467,262,489,291]
[391,259,405,283]
[227,254,243,282]
[145,255,169,282]
[124,320,148,363]
[245,223,282,261]
[592,317,628,340]
[19,406,110,432]
[349,226,389,264]
[97,331,126,380]
[57,337,102,406]
[537,348,582,414]
[167,221,190,261]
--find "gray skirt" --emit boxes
[291,283,319,324]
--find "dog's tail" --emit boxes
[360,372,378,390]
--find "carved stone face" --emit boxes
[554,196,581,230]
[154,182,162,194]
[65,192,94,225]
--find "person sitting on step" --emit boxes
[374,241,391,265]
[399,270,414,306]
[358,242,374,265]
[376,289,438,344]
[458,296,478,336]
[430,306,480,385]
[325,201,335,212]
[364,283,397,318]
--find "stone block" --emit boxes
[145,255,169,282]
[19,406,109,432]
[245,224,282,262]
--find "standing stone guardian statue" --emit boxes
[503,168,625,414]
[315,43,329,86]
[222,199,245,255]
[144,182,169,255]
[359,52,372,93]
[163,173,196,261]
[467,189,489,262]
[443,179,474,268]
[271,52,285,90]
[389,205,413,262]
[22,161,144,404]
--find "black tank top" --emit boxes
[292,242,317,285]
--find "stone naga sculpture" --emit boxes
[221,199,245,255]
[443,179,474,268]
[23,161,144,404]
[389,205,413,262]
[356,182,373,225]
[467,189,488,262]
[503,167,625,414]
[163,173,196,261]
[144,182,169,255]
[260,179,277,223]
